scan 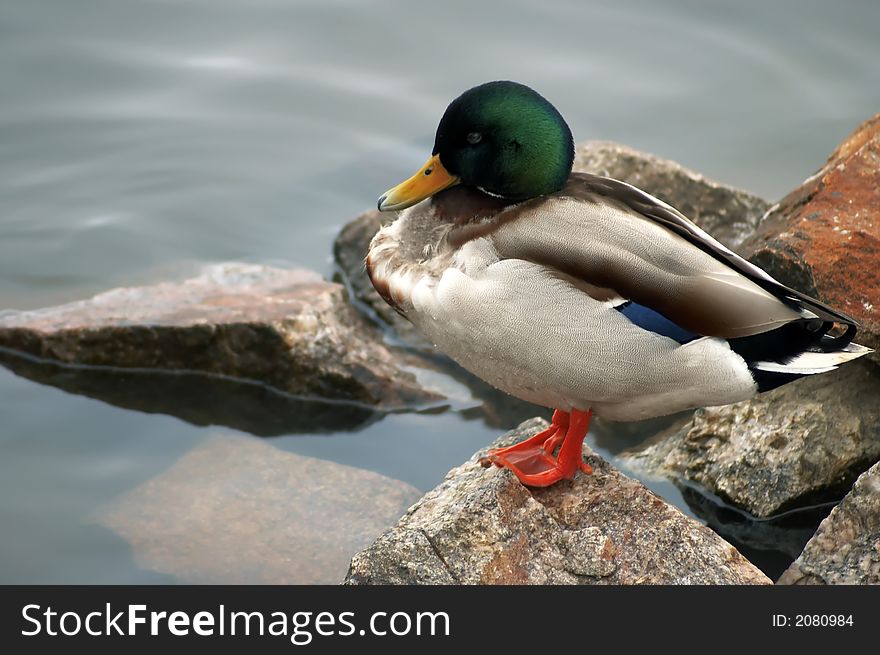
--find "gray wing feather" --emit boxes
[572,173,856,327]
[486,177,813,338]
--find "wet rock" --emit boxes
[742,113,880,354]
[778,460,880,585]
[0,263,440,409]
[345,418,770,585]
[335,142,770,335]
[623,361,880,518]
[96,434,422,584]
[574,141,769,248]
[674,483,834,582]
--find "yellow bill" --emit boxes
[377,154,460,211]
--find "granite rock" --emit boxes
[345,418,770,585]
[623,361,880,518]
[778,460,880,585]
[0,263,440,410]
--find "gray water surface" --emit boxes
[2,0,879,583]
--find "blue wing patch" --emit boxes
[615,301,699,344]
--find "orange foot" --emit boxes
[480,409,593,487]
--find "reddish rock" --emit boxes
[345,418,770,585]
[744,113,880,352]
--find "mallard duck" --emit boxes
[367,80,871,487]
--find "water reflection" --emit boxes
[677,483,836,582]
[0,349,382,436]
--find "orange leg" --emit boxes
[482,409,593,487]
[542,431,565,454]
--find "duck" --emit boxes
[367,80,872,488]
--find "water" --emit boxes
[1,0,878,583]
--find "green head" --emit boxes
[433,81,574,200]
[378,81,575,211]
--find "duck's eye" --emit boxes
[466,131,482,145]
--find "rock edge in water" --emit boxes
[622,361,880,519]
[0,263,440,410]
[777,459,880,585]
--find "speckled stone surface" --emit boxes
[0,263,439,409]
[778,460,880,585]
[623,361,880,518]
[345,418,770,585]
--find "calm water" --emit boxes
[1,0,879,583]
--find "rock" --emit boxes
[573,141,770,248]
[742,113,880,354]
[622,361,880,518]
[778,460,880,585]
[345,418,770,585]
[673,482,834,582]
[96,434,422,584]
[616,118,880,525]
[0,263,440,410]
[335,142,770,334]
